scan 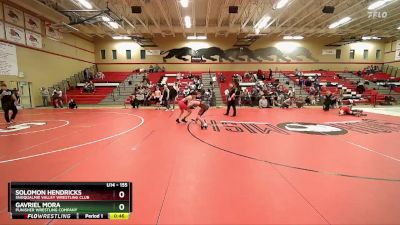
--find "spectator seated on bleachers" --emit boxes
[82,81,95,93]
[259,96,269,108]
[219,73,225,83]
[256,69,265,80]
[95,72,105,80]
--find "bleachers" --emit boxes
[66,87,115,104]
[65,72,132,104]
[282,70,387,104]
[95,72,132,83]
[215,71,275,104]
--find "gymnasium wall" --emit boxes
[0,33,95,107]
[95,36,384,72]
[384,40,400,68]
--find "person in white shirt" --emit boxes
[259,96,269,108]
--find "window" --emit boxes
[376,49,381,59]
[363,49,368,60]
[126,50,132,59]
[336,49,341,59]
[112,50,117,60]
[100,50,106,59]
[140,50,146,59]
[349,49,355,59]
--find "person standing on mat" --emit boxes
[176,94,194,123]
[188,100,210,129]
[323,91,333,111]
[0,83,18,126]
[224,83,237,117]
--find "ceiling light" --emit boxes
[186,35,207,40]
[108,21,119,29]
[180,0,189,8]
[102,16,110,22]
[328,17,351,29]
[184,16,191,28]
[112,36,131,40]
[283,35,304,40]
[255,16,272,30]
[255,28,260,34]
[397,26,400,29]
[368,0,392,10]
[362,36,381,40]
[77,0,93,9]
[276,0,290,9]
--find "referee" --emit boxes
[0,83,18,125]
[224,83,237,117]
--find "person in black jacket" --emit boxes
[169,84,178,111]
[0,83,18,125]
[323,91,333,111]
[224,83,237,117]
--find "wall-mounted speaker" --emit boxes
[322,6,335,14]
[131,6,142,14]
[229,6,238,13]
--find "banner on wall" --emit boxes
[26,30,42,48]
[322,49,336,55]
[145,50,161,55]
[0,41,18,75]
[395,40,400,61]
[24,13,41,33]
[4,4,24,27]
[45,22,62,40]
[0,21,5,40]
[5,23,25,45]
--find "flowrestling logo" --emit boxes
[277,122,347,135]
[203,119,400,136]
[0,122,46,133]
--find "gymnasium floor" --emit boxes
[1,107,400,225]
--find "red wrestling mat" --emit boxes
[0,108,399,225]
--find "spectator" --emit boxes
[131,92,140,109]
[52,88,63,108]
[154,64,161,72]
[83,68,89,82]
[95,71,105,80]
[162,85,170,111]
[82,81,95,93]
[68,98,78,109]
[268,68,273,80]
[136,89,145,107]
[323,91,333,111]
[40,87,49,107]
[259,96,269,108]
[219,73,225,83]
[169,84,178,111]
[154,86,162,110]
[356,82,365,94]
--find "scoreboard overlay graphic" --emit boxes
[8,182,132,220]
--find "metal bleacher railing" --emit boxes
[382,64,400,78]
